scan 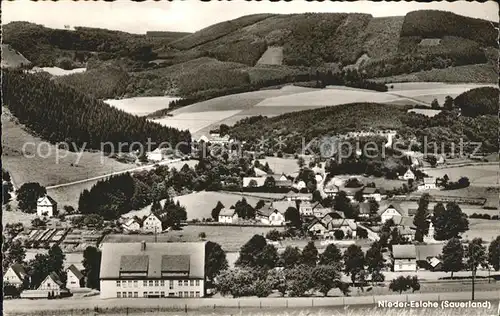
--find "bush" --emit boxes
[334,230,345,240]
[253,279,273,297]
[266,229,281,241]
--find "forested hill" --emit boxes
[1,70,191,152]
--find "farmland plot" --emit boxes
[152,110,241,133]
[104,96,180,116]
[424,164,499,187]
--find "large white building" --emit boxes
[142,213,163,233]
[99,242,206,299]
[36,195,57,217]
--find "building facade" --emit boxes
[142,213,162,233]
[99,242,206,299]
[36,195,57,217]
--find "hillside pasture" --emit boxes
[104,225,285,252]
[407,108,442,117]
[104,96,181,116]
[1,44,31,68]
[462,219,500,242]
[152,110,241,133]
[32,67,86,76]
[1,108,131,188]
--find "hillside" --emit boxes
[1,44,32,69]
[2,69,191,151]
[4,10,497,101]
[453,86,499,117]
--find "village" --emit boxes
[3,127,499,304]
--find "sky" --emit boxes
[3,0,499,34]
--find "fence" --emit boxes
[6,291,500,316]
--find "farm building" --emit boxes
[392,245,417,272]
[66,264,85,289]
[418,177,437,191]
[142,213,162,233]
[243,177,266,188]
[36,195,57,217]
[378,202,406,223]
[122,218,141,232]
[4,263,28,288]
[99,241,205,299]
[298,201,314,216]
[283,191,311,201]
[362,187,383,201]
[256,204,286,226]
[218,208,238,223]
[416,244,444,271]
[22,272,68,299]
[323,218,357,239]
[402,168,416,181]
[146,148,168,162]
[307,218,328,236]
[312,203,332,218]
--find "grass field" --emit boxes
[33,67,86,76]
[407,108,442,117]
[104,225,285,252]
[152,110,241,133]
[1,44,31,68]
[259,157,302,175]
[463,218,500,242]
[104,96,180,116]
[424,165,499,187]
[1,107,131,188]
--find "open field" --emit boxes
[104,96,180,116]
[104,225,286,252]
[1,44,31,68]
[2,107,132,188]
[408,108,442,117]
[31,66,86,76]
[424,164,499,187]
[256,46,284,65]
[152,110,241,134]
[259,157,302,175]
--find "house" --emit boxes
[418,177,437,191]
[283,191,311,201]
[256,204,286,226]
[122,218,141,232]
[378,202,406,223]
[99,241,206,299]
[254,167,268,177]
[198,133,231,145]
[146,148,167,162]
[436,155,446,165]
[396,226,415,242]
[308,218,328,236]
[362,187,382,202]
[37,195,57,217]
[218,208,238,223]
[243,177,266,188]
[4,263,28,287]
[343,186,365,201]
[298,201,314,216]
[66,264,85,289]
[415,244,444,271]
[271,174,293,188]
[324,218,357,239]
[402,168,415,180]
[392,245,417,272]
[321,211,345,224]
[324,182,339,197]
[358,202,371,219]
[38,272,65,296]
[142,213,162,233]
[295,180,307,191]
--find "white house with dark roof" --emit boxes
[38,272,65,296]
[37,195,57,217]
[256,203,286,226]
[362,187,382,201]
[99,241,206,299]
[4,263,28,287]
[378,202,406,223]
[218,208,238,223]
[298,201,314,216]
[392,245,417,272]
[243,177,266,188]
[66,264,85,289]
[402,168,416,180]
[122,218,141,232]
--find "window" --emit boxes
[190,291,194,298]
[134,280,138,287]
[169,280,174,289]
[149,280,153,287]
[195,291,200,297]
[184,291,188,297]
[117,292,122,298]
[47,283,51,288]
[183,280,188,286]
[143,281,147,286]
[155,280,159,287]
[160,280,165,287]
[134,292,138,298]
[169,292,175,297]
[143,292,147,298]
[160,291,165,298]
[122,292,127,297]
[190,280,194,286]
[116,281,121,287]
[123,281,127,288]
[195,280,200,286]
[179,292,183,298]
[178,280,182,286]
[128,292,133,298]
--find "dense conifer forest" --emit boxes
[2,70,191,152]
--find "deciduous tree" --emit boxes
[432,202,469,240]
[301,241,318,267]
[343,244,365,286]
[441,237,464,278]
[280,246,301,268]
[319,243,342,266]
[488,236,500,271]
[17,182,46,213]
[311,265,341,296]
[414,193,431,242]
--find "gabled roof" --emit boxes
[307,217,327,230]
[275,179,293,187]
[254,167,268,177]
[44,272,64,287]
[67,264,84,280]
[378,201,406,216]
[397,226,414,236]
[408,208,418,216]
[161,255,190,272]
[270,173,288,181]
[429,257,442,268]
[299,201,313,209]
[392,245,416,259]
[219,208,236,217]
[100,242,206,279]
[124,218,140,227]
[325,218,356,230]
[37,195,57,206]
[272,201,297,214]
[392,215,415,228]
[145,212,161,222]
[10,263,27,280]
[257,203,278,217]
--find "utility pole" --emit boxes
[154,227,157,243]
[471,247,475,301]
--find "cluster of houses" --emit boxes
[393,243,445,272]
[243,166,324,192]
[121,213,163,234]
[4,263,85,298]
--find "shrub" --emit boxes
[334,230,345,240]
[266,229,281,241]
[253,279,273,297]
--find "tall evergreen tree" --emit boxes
[413,193,431,242]
[301,241,318,267]
[441,237,464,278]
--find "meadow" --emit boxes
[257,46,284,65]
[424,164,499,187]
[462,218,500,242]
[31,67,86,76]
[104,96,180,116]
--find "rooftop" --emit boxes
[393,244,416,259]
[100,242,205,279]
